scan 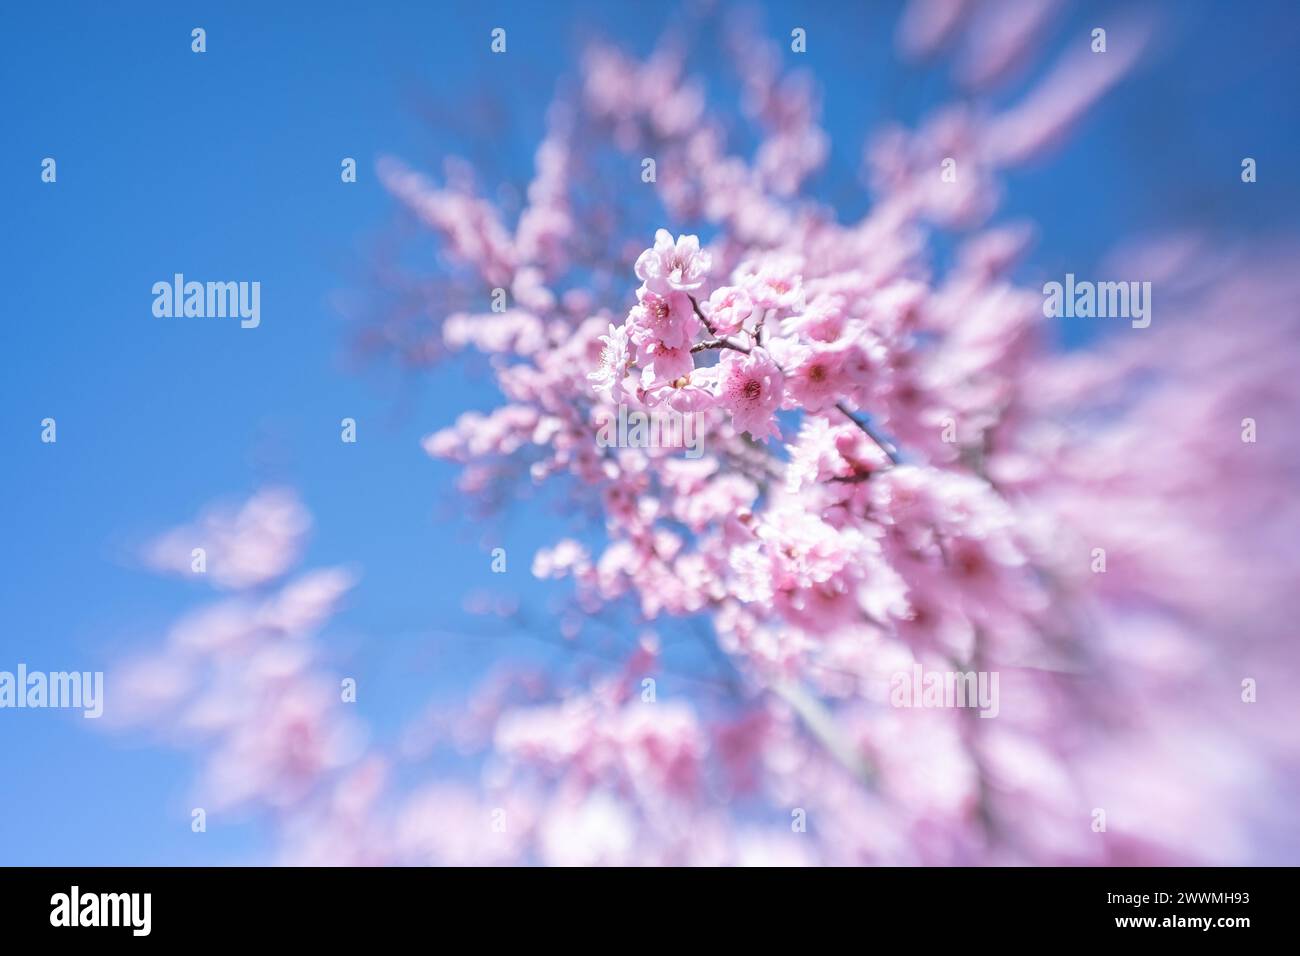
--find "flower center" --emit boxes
[743,379,762,400]
[955,548,985,578]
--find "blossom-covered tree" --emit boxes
[118,2,1300,865]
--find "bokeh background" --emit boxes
[3,0,1299,864]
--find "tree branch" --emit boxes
[835,402,901,465]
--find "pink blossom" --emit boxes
[717,347,784,441]
[628,286,699,351]
[635,340,695,386]
[779,292,846,341]
[703,285,754,335]
[144,488,310,590]
[734,255,804,311]
[775,340,849,413]
[639,366,718,413]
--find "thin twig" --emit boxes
[835,401,901,465]
[687,293,716,336]
[691,338,751,354]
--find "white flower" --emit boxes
[634,229,712,293]
[588,322,631,401]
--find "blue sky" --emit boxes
[2,1,1298,864]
